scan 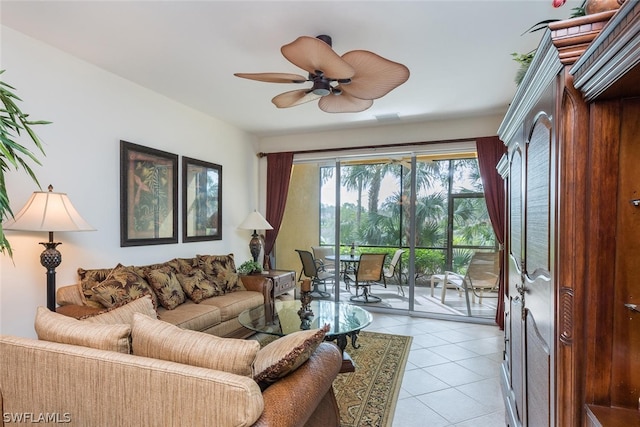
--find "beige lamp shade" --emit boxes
[238,210,273,231]
[3,186,94,232]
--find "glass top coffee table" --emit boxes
[239,299,372,372]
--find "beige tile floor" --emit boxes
[365,311,506,426]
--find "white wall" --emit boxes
[258,114,504,152]
[0,27,260,338]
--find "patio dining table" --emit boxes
[325,254,360,285]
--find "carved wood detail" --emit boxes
[549,11,616,65]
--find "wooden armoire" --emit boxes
[498,2,640,426]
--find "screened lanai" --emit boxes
[265,137,505,325]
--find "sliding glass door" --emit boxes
[276,149,497,320]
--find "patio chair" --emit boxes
[383,249,406,296]
[295,249,331,298]
[311,246,338,275]
[312,245,347,292]
[431,251,499,315]
[348,253,387,303]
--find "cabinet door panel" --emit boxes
[525,115,552,277]
[525,311,551,427]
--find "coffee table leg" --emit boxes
[326,332,362,373]
[329,334,355,373]
[335,333,348,352]
[349,330,361,349]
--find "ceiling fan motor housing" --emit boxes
[311,75,331,96]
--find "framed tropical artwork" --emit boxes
[120,140,178,246]
[182,156,222,242]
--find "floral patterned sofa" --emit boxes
[55,253,272,338]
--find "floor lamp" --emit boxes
[2,185,95,311]
[238,210,273,264]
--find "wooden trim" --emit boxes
[549,11,617,66]
[572,1,640,100]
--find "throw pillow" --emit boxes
[131,313,260,377]
[197,254,245,293]
[77,267,113,308]
[165,257,198,275]
[175,269,222,303]
[144,266,186,310]
[253,325,329,388]
[80,295,157,324]
[34,306,131,353]
[91,264,157,308]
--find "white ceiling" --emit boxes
[1,0,578,138]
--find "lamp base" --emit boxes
[249,230,262,263]
[39,238,62,312]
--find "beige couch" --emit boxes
[55,254,272,338]
[0,305,343,427]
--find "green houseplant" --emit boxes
[0,69,49,257]
[238,260,263,275]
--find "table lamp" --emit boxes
[2,185,95,310]
[238,210,273,263]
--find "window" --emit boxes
[319,155,496,276]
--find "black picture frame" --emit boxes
[120,140,178,247]
[182,156,222,242]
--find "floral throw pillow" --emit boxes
[253,325,329,389]
[91,264,156,308]
[77,267,113,308]
[165,257,198,275]
[197,254,244,293]
[144,266,186,310]
[176,269,222,303]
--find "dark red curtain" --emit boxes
[476,136,507,329]
[264,152,294,269]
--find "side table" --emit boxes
[241,270,296,322]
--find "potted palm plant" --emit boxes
[0,69,49,257]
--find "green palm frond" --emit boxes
[0,69,49,257]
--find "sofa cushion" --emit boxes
[132,313,260,377]
[156,299,221,332]
[176,269,223,303]
[91,264,157,308]
[200,291,264,322]
[34,306,131,353]
[77,266,112,308]
[80,295,157,325]
[143,266,186,310]
[253,326,328,388]
[197,254,244,293]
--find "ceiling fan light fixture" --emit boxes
[312,79,331,96]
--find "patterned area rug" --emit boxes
[333,331,412,427]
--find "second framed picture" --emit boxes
[182,156,222,242]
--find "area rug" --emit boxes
[332,331,412,427]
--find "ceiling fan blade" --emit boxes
[234,72,308,83]
[281,36,355,80]
[340,50,410,100]
[318,92,374,113]
[272,89,322,108]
